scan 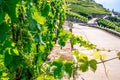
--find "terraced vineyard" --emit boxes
[66,11,88,22]
[66,0,111,18]
[97,18,120,32]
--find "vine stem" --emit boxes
[97,57,119,64]
[100,56,110,80]
[72,63,77,80]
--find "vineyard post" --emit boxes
[68,21,73,51]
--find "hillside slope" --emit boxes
[66,0,111,18]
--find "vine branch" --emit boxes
[97,56,119,64]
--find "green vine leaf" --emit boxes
[70,35,78,45]
[4,52,13,67]
[58,29,69,47]
[79,53,88,62]
[11,42,15,47]
[6,0,20,23]
[0,54,4,65]
[72,50,97,72]
[0,23,9,43]
[0,9,4,25]
[12,48,19,56]
[29,19,37,31]
[51,57,64,79]
[89,59,97,72]
[64,61,73,78]
[32,12,46,25]
[80,62,89,72]
[72,50,79,57]
[41,2,51,17]
[79,54,89,72]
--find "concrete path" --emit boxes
[87,18,98,24]
[72,23,120,80]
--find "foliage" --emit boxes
[58,30,96,49]
[49,50,98,79]
[106,16,120,27]
[72,50,97,72]
[45,50,98,79]
[58,29,71,47]
[51,57,64,79]
[48,58,73,79]
[97,18,120,32]
[66,11,88,22]
[106,16,120,22]
[0,0,66,79]
[70,35,96,49]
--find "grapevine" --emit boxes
[0,0,120,80]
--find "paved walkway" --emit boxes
[87,18,98,24]
[72,23,120,80]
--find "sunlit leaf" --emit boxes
[1,72,9,80]
[13,48,19,55]
[2,73,8,76]
[92,51,101,59]
[37,75,55,80]
[39,45,45,53]
[11,42,15,47]
[1,78,9,80]
[72,50,79,57]
[101,54,107,59]
[92,51,107,60]
[0,54,4,65]
[32,12,46,25]
[4,14,10,23]
[79,53,88,62]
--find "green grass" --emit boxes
[66,0,111,15]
